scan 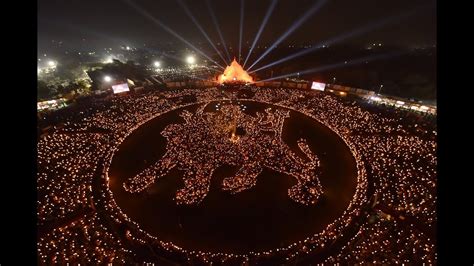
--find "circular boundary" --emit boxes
[97,98,369,263]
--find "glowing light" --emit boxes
[112,83,130,94]
[103,57,113,64]
[104,76,112,82]
[396,101,405,105]
[218,59,253,84]
[370,96,382,101]
[48,60,56,67]
[311,82,326,91]
[126,46,131,50]
[420,105,429,110]
[153,61,161,67]
[186,56,196,64]
[339,91,346,96]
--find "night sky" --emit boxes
[38,0,436,52]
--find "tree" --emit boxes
[57,82,77,95]
[38,80,53,101]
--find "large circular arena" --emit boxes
[37,86,437,264]
[107,99,359,253]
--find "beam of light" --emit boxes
[249,3,434,74]
[161,51,185,62]
[247,0,328,71]
[40,18,188,68]
[123,0,224,69]
[131,43,184,64]
[206,0,231,62]
[238,0,244,63]
[176,0,228,66]
[137,44,192,65]
[242,0,278,68]
[258,51,405,83]
[40,17,202,68]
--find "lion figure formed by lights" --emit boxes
[123,103,323,205]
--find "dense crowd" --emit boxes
[323,218,436,264]
[37,133,105,223]
[37,85,436,264]
[156,65,220,82]
[37,214,132,264]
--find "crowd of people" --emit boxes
[37,133,104,223]
[156,65,219,82]
[323,218,436,264]
[37,214,132,264]
[37,85,437,264]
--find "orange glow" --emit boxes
[218,58,253,84]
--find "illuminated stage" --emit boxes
[218,59,254,84]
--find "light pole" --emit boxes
[378,84,384,95]
[333,77,336,84]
